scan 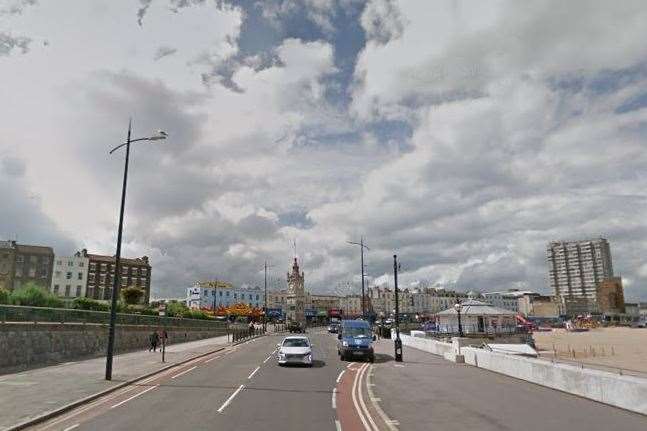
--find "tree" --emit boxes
[121,287,145,305]
[166,301,189,317]
[72,297,111,312]
[9,282,64,308]
[0,287,9,304]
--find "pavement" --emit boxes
[0,334,230,431]
[370,340,647,431]
[6,329,647,431]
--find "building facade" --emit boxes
[82,249,152,303]
[51,251,89,298]
[547,238,614,310]
[368,286,468,317]
[286,258,306,322]
[12,243,55,290]
[186,281,264,310]
[517,293,562,317]
[596,277,625,315]
[0,241,16,291]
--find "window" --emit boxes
[65,285,71,296]
[53,285,60,294]
[68,261,73,267]
[100,274,106,284]
[79,262,84,268]
[16,255,24,263]
[89,273,95,283]
[220,291,223,297]
[66,272,72,280]
[76,286,82,297]
[30,255,37,263]
[141,268,148,275]
[78,272,83,280]
[122,266,128,275]
[55,271,61,277]
[121,278,127,286]
[226,291,230,297]
[100,263,107,272]
[90,262,96,270]
[28,267,36,277]
[86,287,94,298]
[256,294,259,300]
[132,267,138,276]
[56,260,62,266]
[212,290,216,297]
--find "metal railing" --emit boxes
[0,304,227,330]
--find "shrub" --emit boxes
[166,301,189,318]
[183,309,213,320]
[0,287,9,304]
[72,297,111,312]
[121,287,145,305]
[9,283,64,308]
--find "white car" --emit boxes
[276,336,313,367]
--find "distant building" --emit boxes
[186,281,264,310]
[596,277,625,315]
[547,238,614,314]
[517,293,562,318]
[81,249,151,303]
[286,258,306,322]
[482,290,536,312]
[0,241,16,291]
[267,289,289,311]
[339,295,363,317]
[12,243,55,290]
[624,303,640,318]
[368,286,467,316]
[50,251,89,298]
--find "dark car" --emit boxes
[327,322,340,333]
[288,321,305,333]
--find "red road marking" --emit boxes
[336,365,367,431]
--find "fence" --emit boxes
[0,305,227,330]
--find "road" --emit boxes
[25,330,647,431]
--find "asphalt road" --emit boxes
[27,329,369,431]
[371,340,647,431]
[25,330,647,431]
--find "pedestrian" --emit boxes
[149,329,160,352]
[248,320,254,337]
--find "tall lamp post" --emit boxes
[393,254,403,362]
[263,261,273,332]
[347,237,369,319]
[454,300,464,337]
[105,120,167,381]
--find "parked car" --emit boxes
[327,322,340,333]
[276,336,313,367]
[337,320,376,362]
[631,319,647,328]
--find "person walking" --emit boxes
[248,320,254,337]
[149,329,160,352]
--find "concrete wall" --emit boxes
[0,322,227,372]
[399,334,647,415]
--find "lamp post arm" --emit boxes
[109,137,158,154]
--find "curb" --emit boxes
[5,333,266,431]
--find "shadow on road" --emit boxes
[374,353,394,364]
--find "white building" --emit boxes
[339,295,363,317]
[436,300,517,334]
[368,286,468,316]
[50,252,89,298]
[186,282,264,310]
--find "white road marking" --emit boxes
[335,419,342,431]
[62,425,79,431]
[263,354,273,364]
[366,364,399,431]
[336,370,346,383]
[332,387,337,409]
[351,363,373,431]
[110,385,159,409]
[346,363,356,369]
[205,355,221,364]
[357,364,380,431]
[248,366,260,380]
[218,385,245,413]
[170,366,197,380]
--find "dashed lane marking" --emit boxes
[335,419,342,431]
[248,366,260,380]
[62,425,79,431]
[332,387,337,409]
[170,366,197,380]
[205,355,221,364]
[217,385,245,414]
[110,385,159,409]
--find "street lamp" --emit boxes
[347,237,369,320]
[105,120,167,381]
[393,254,403,362]
[454,300,464,337]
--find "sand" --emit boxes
[533,327,647,374]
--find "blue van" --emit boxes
[337,320,376,362]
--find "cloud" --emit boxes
[0,0,37,16]
[153,45,178,60]
[360,0,405,44]
[0,32,31,56]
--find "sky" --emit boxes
[2,0,647,300]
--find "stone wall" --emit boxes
[0,322,228,372]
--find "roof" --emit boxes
[436,299,516,316]
[87,254,150,267]
[342,320,371,328]
[15,244,54,255]
[283,335,309,340]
